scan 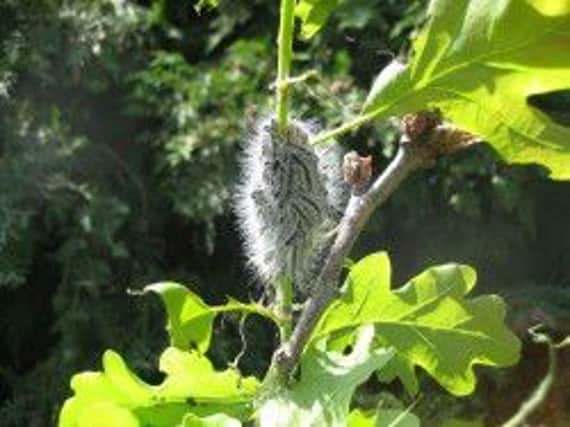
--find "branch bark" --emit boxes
[501,327,570,427]
[273,137,435,377]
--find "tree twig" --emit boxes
[273,135,435,377]
[501,326,570,427]
[263,110,480,382]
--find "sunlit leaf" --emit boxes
[347,409,376,427]
[375,410,420,427]
[313,253,521,396]
[143,282,278,352]
[364,0,570,180]
[257,326,394,427]
[59,347,258,427]
[348,408,420,427]
[182,413,242,427]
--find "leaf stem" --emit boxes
[310,111,380,145]
[276,0,296,134]
[273,0,296,351]
[275,276,293,343]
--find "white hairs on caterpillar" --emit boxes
[235,117,348,292]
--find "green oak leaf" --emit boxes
[143,282,278,352]
[295,0,339,39]
[375,354,420,398]
[182,413,241,427]
[347,409,376,427]
[257,326,394,427]
[59,347,258,427]
[363,0,570,180]
[313,253,521,396]
[348,408,420,427]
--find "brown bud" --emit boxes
[428,124,480,155]
[399,110,481,164]
[343,151,373,194]
[401,110,442,141]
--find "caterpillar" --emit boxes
[235,117,348,293]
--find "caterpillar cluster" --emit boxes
[235,117,348,293]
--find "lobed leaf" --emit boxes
[143,282,278,352]
[364,0,570,180]
[313,253,521,396]
[182,413,241,427]
[59,347,257,427]
[257,326,394,427]
[348,408,420,427]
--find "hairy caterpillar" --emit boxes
[235,117,348,292]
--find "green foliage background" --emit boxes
[0,0,568,425]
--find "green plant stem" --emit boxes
[275,276,293,343]
[276,0,296,134]
[310,111,379,145]
[272,0,296,348]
